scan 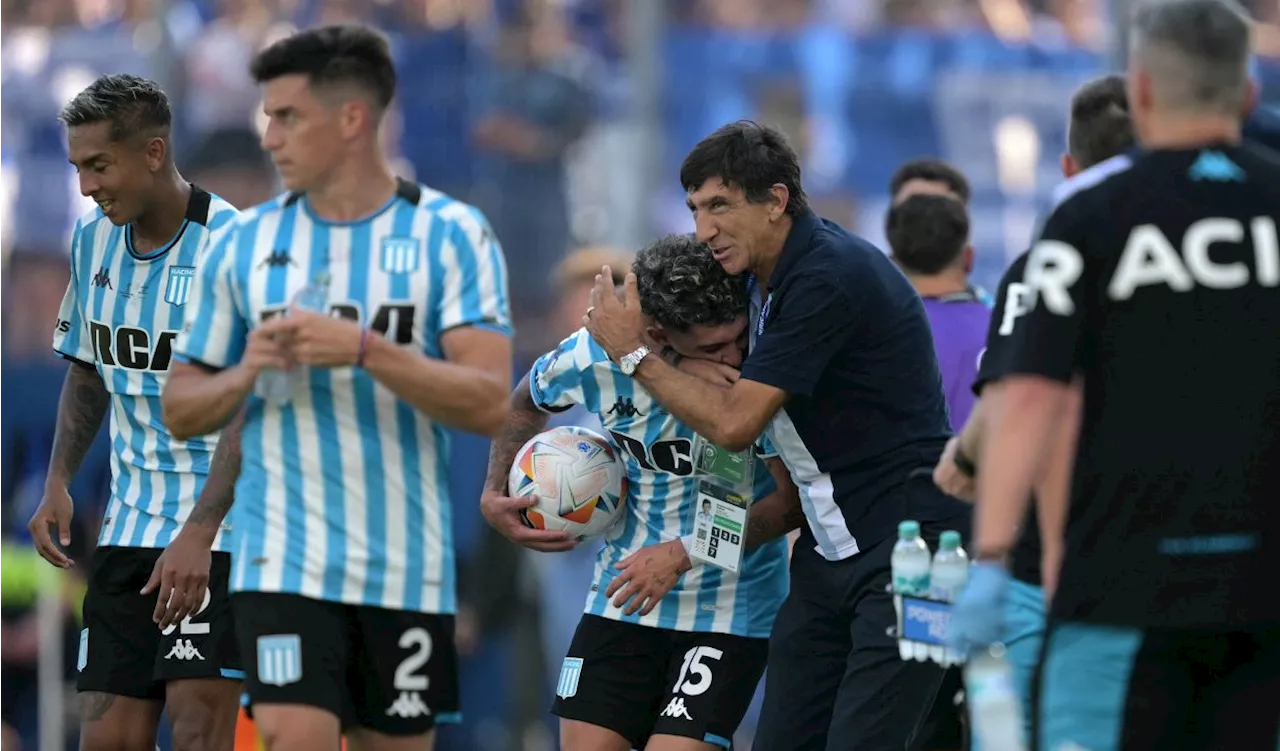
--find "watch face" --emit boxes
[620,357,635,375]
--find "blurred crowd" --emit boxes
[3,0,1279,749]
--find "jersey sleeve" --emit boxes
[52,222,95,366]
[436,209,513,338]
[972,252,1034,395]
[755,434,780,459]
[174,222,249,370]
[749,445,780,500]
[740,274,857,397]
[528,328,606,414]
[1005,199,1097,384]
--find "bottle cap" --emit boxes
[940,530,961,549]
[898,520,920,539]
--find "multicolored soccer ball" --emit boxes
[508,426,627,539]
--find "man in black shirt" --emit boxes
[971,1,1280,748]
[584,121,969,750]
[937,72,1137,750]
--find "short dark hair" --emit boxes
[889,159,971,205]
[1068,74,1136,169]
[59,74,171,142]
[885,194,970,275]
[679,121,809,217]
[250,24,397,110]
[633,234,749,332]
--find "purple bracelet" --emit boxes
[356,327,370,368]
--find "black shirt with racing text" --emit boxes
[1005,144,1280,629]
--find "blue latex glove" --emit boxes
[947,561,1010,656]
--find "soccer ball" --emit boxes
[508,426,627,539]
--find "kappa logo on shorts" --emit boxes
[165,638,205,661]
[257,634,303,686]
[386,691,431,718]
[556,657,583,699]
[659,696,693,721]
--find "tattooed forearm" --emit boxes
[187,408,244,530]
[47,363,110,488]
[745,485,806,551]
[485,374,551,493]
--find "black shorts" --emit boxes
[232,592,460,736]
[1039,621,1280,751]
[76,546,242,700]
[552,614,768,749]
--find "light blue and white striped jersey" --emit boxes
[52,187,239,551]
[529,329,789,638]
[175,180,511,614]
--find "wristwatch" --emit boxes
[618,345,651,375]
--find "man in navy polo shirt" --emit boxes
[585,121,971,751]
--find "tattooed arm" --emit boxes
[29,363,110,567]
[480,374,577,552]
[46,362,110,489]
[142,408,244,629]
[745,456,805,551]
[484,374,551,493]
[186,408,244,536]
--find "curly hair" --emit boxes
[633,235,748,332]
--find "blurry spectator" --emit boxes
[183,0,274,135]
[182,127,277,208]
[890,158,972,206]
[886,194,989,431]
[472,1,594,320]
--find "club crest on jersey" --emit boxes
[164,266,196,306]
[381,237,420,274]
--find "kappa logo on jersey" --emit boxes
[1188,151,1246,182]
[256,634,303,686]
[609,431,694,475]
[89,321,179,371]
[385,691,431,718]
[556,657,583,699]
[164,266,196,306]
[381,237,421,274]
[659,697,693,721]
[91,266,113,289]
[1027,216,1280,314]
[258,249,295,269]
[606,397,645,418]
[164,638,205,661]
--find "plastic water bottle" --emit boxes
[891,520,931,660]
[930,530,969,665]
[966,645,1027,751]
[257,273,331,405]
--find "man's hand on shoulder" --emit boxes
[583,266,648,362]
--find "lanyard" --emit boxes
[747,274,771,337]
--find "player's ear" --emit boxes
[1060,153,1078,180]
[1242,78,1258,119]
[338,99,366,140]
[962,245,975,275]
[145,136,166,172]
[646,325,669,347]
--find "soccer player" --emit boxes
[26,74,243,751]
[936,72,1136,749]
[969,1,1280,747]
[886,193,989,429]
[160,25,513,751]
[584,122,970,751]
[481,235,798,751]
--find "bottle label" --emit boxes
[892,573,930,596]
[897,594,952,646]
